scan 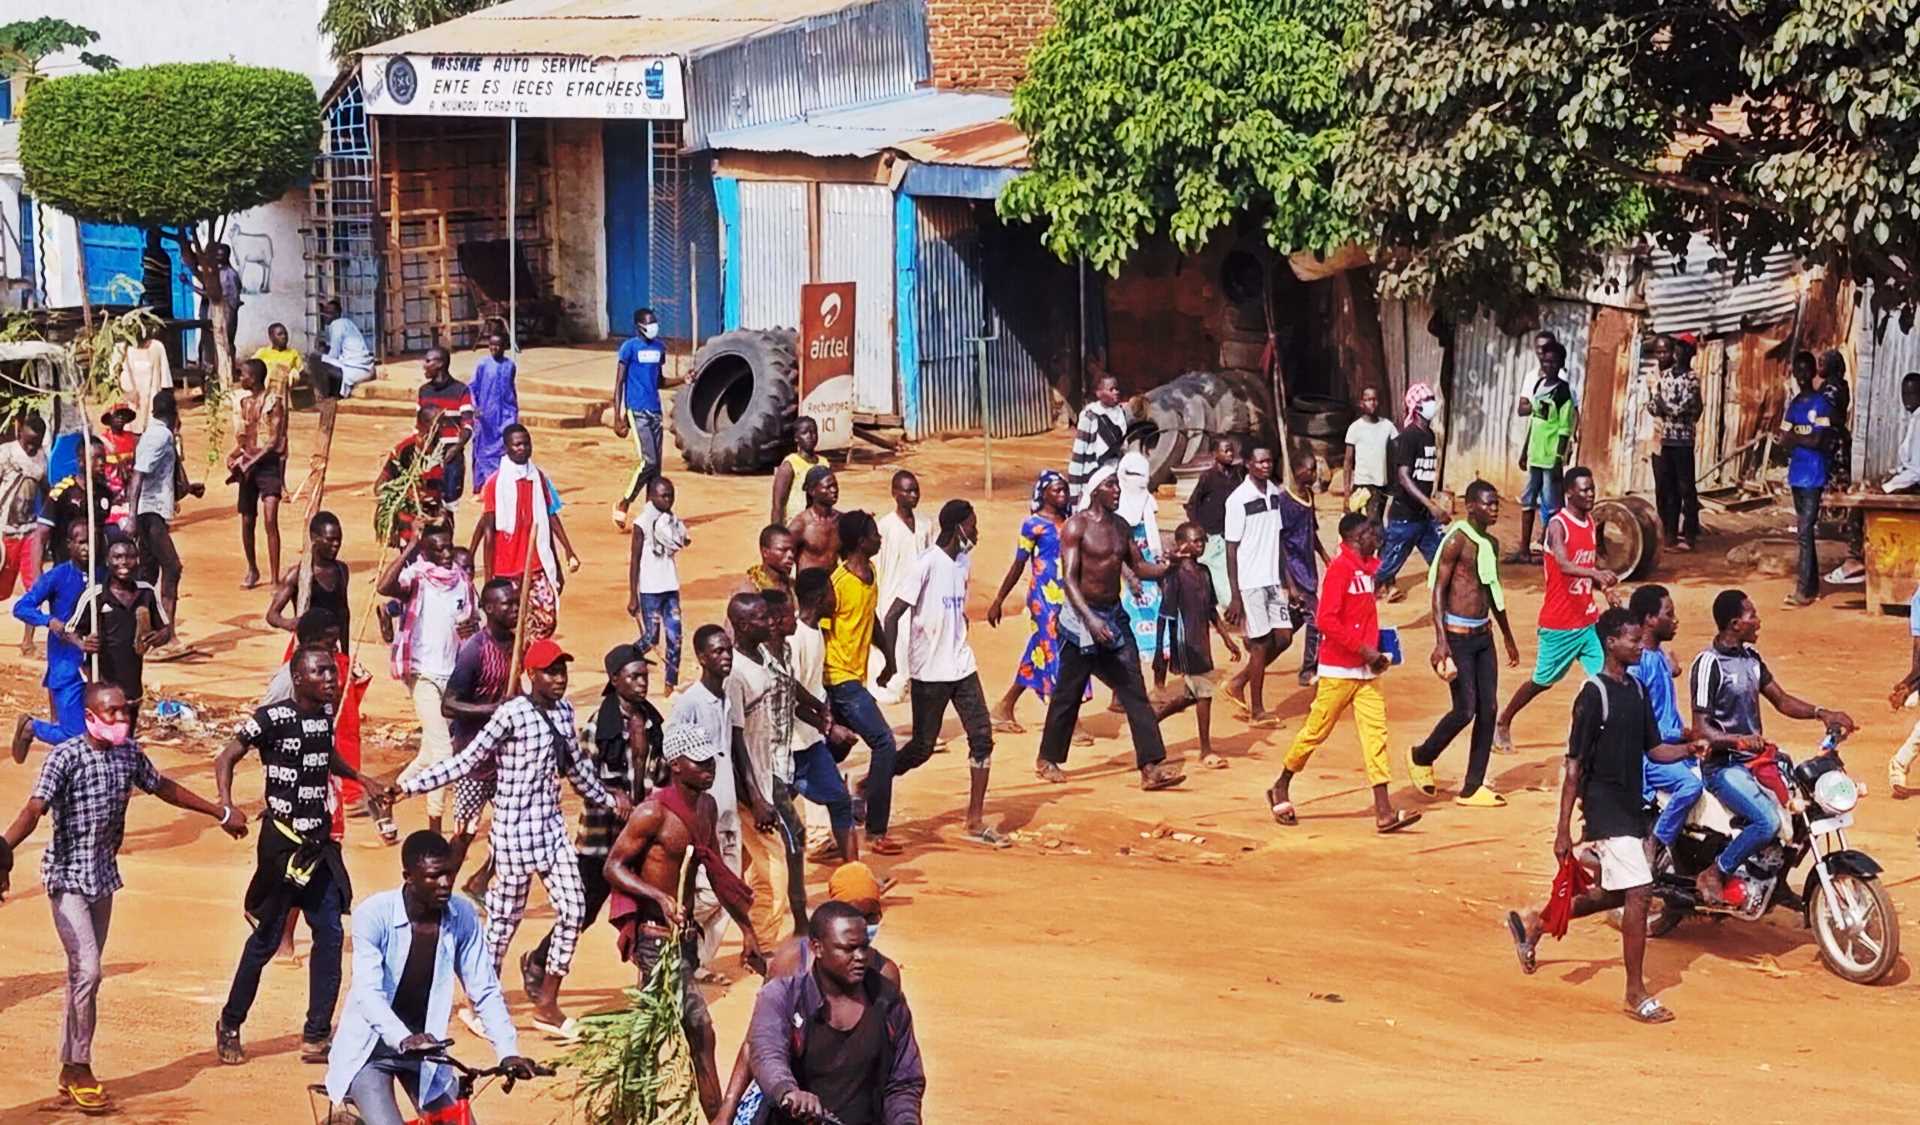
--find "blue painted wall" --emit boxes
[894,193,920,436]
[715,176,743,332]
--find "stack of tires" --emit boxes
[1133,370,1272,486]
[668,329,800,474]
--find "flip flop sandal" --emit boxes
[990,717,1025,734]
[58,1082,111,1116]
[1626,996,1675,1024]
[1375,809,1423,834]
[1035,762,1068,784]
[1140,763,1187,791]
[1071,733,1095,747]
[1491,729,1518,755]
[868,835,904,856]
[693,968,733,986]
[533,1017,581,1041]
[1199,754,1230,770]
[961,826,1013,849]
[1270,798,1299,827]
[1506,911,1538,975]
[456,1006,487,1037]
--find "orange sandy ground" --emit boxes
[0,396,1917,1124]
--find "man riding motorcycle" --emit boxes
[1687,589,1857,906]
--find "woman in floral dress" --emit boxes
[986,469,1085,732]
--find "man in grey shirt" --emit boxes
[126,389,201,629]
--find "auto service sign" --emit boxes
[799,282,855,453]
[360,53,685,119]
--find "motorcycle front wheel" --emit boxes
[1808,873,1900,984]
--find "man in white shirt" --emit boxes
[668,625,750,977]
[379,527,477,836]
[1222,446,1294,725]
[872,471,934,705]
[1342,386,1398,522]
[310,298,375,398]
[126,389,203,630]
[1068,373,1129,506]
[880,500,1006,850]
[724,593,794,943]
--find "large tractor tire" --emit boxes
[1286,392,1354,441]
[670,329,799,474]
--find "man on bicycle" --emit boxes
[325,831,534,1124]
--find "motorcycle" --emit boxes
[1643,731,1899,984]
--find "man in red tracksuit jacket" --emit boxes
[1266,512,1423,833]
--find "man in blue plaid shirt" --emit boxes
[397,637,629,1038]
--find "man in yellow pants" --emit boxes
[1266,512,1423,834]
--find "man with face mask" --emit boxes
[612,307,667,530]
[0,682,245,1114]
[1375,383,1451,602]
[395,638,629,1038]
[379,527,478,837]
[880,499,1005,848]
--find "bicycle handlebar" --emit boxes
[404,1040,555,1091]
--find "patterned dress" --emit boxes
[1014,514,1069,697]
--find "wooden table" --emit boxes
[1824,491,1920,611]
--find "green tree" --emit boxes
[1343,0,1920,320]
[320,0,506,61]
[0,18,117,84]
[1000,0,1364,273]
[20,63,322,386]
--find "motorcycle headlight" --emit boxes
[1812,769,1860,814]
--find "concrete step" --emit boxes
[354,379,604,418]
[333,396,595,431]
[368,365,612,403]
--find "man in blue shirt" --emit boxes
[326,831,532,1125]
[612,307,666,530]
[1781,354,1834,606]
[1626,584,1702,852]
[11,521,96,761]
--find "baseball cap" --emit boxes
[523,638,573,671]
[663,724,718,763]
[603,642,653,679]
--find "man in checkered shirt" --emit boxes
[397,636,629,1036]
[0,682,244,1113]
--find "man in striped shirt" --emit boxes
[1067,373,1129,506]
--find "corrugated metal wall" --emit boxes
[1442,301,1594,498]
[1379,296,1444,410]
[1854,308,1920,482]
[819,183,897,415]
[737,180,808,329]
[1646,232,1800,336]
[913,199,1052,440]
[684,0,931,150]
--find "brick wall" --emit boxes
[926,0,1053,91]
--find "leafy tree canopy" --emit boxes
[1342,0,1920,319]
[20,63,321,228]
[1000,0,1364,274]
[0,18,117,77]
[320,0,505,61]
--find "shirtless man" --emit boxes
[1410,480,1521,806]
[1035,467,1185,790]
[604,724,765,1121]
[786,466,841,575]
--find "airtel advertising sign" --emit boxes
[798,282,855,452]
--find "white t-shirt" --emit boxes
[133,421,177,521]
[668,682,738,836]
[633,504,683,594]
[1344,416,1399,488]
[786,622,826,755]
[1223,477,1285,590]
[725,653,777,795]
[904,547,977,682]
[0,440,47,534]
[398,560,473,680]
[875,510,934,603]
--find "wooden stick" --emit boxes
[76,388,100,681]
[506,526,538,689]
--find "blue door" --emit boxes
[16,195,33,304]
[77,221,145,306]
[603,120,651,338]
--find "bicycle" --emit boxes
[307,1040,554,1124]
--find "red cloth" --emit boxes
[1541,851,1592,939]
[1745,744,1792,807]
[479,471,556,578]
[607,784,755,960]
[1540,510,1602,629]
[1313,543,1382,671]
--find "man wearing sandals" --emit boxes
[1034,467,1185,791]
[1,682,246,1114]
[1505,608,1678,1025]
[1267,513,1422,833]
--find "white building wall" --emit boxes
[10,0,336,352]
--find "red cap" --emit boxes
[523,638,573,671]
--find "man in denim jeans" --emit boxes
[1779,355,1834,607]
[1375,384,1449,602]
[823,512,904,854]
[1511,339,1578,564]
[612,307,667,531]
[1687,590,1855,906]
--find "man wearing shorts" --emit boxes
[442,577,518,899]
[230,359,287,591]
[1221,446,1291,725]
[1494,466,1616,753]
[126,389,203,630]
[1506,608,1677,1025]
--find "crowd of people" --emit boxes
[0,304,1899,1124]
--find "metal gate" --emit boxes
[78,222,144,305]
[1442,301,1596,498]
[819,184,895,415]
[736,181,808,331]
[914,199,1051,439]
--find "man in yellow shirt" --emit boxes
[252,323,303,391]
[822,510,903,855]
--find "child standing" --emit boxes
[629,476,688,690]
[1154,523,1242,769]
[99,406,138,513]
[69,539,171,728]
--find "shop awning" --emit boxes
[360,0,865,59]
[704,91,1011,159]
[895,118,1028,200]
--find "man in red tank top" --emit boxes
[1494,467,1618,753]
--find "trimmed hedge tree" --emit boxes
[20,62,321,384]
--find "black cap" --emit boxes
[603,643,652,692]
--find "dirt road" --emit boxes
[0,396,1915,1123]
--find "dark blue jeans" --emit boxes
[1378,513,1442,584]
[1791,485,1821,598]
[1705,763,1781,876]
[346,1045,459,1125]
[790,741,854,836]
[827,681,901,837]
[220,862,344,1041]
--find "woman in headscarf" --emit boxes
[984,468,1080,732]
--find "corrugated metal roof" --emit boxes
[361,0,867,60]
[706,91,1010,158]
[893,118,1028,168]
[1645,232,1801,337]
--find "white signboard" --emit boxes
[360,53,685,120]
